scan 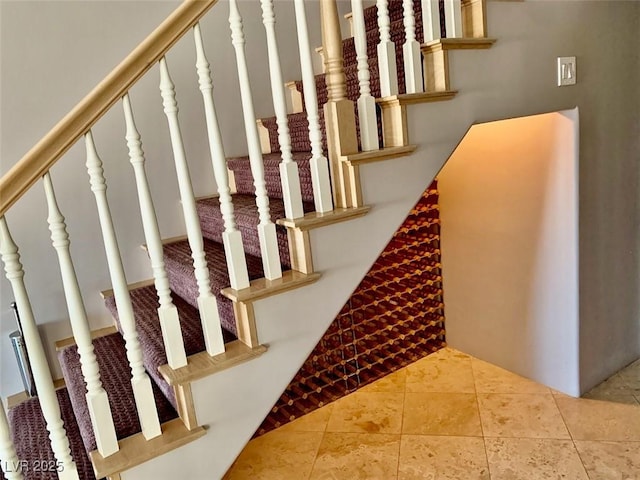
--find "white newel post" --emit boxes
[376,0,398,97]
[0,217,80,480]
[229,0,283,280]
[260,0,305,220]
[351,0,380,151]
[84,131,162,440]
[0,396,24,480]
[444,0,463,38]
[193,23,251,292]
[42,173,119,457]
[422,0,442,42]
[293,0,333,213]
[122,94,188,369]
[403,0,424,94]
[159,58,226,356]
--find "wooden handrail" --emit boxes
[0,0,218,217]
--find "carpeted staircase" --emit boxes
[3,2,447,479]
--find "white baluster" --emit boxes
[122,94,188,369]
[403,0,424,94]
[0,217,79,480]
[229,0,282,280]
[260,0,305,220]
[84,131,162,439]
[193,23,251,292]
[42,173,119,457]
[352,0,380,151]
[422,0,442,42]
[0,401,24,480]
[376,0,398,97]
[293,0,333,213]
[444,0,463,38]
[159,58,226,355]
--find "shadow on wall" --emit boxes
[438,110,580,397]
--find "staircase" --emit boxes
[0,0,523,479]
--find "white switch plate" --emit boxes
[557,56,577,86]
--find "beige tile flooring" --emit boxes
[225,348,640,479]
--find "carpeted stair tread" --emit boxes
[196,193,314,267]
[260,112,326,154]
[162,238,266,334]
[58,332,178,454]
[227,152,315,204]
[103,285,235,408]
[6,388,96,480]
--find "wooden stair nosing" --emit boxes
[90,418,206,479]
[100,278,156,299]
[55,325,119,351]
[376,91,458,107]
[158,340,268,386]
[277,206,371,231]
[220,270,321,303]
[421,37,497,53]
[340,145,418,166]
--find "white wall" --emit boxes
[438,111,580,396]
[0,0,352,397]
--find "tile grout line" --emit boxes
[395,362,409,478]
[469,355,494,479]
[550,391,592,479]
[306,395,339,479]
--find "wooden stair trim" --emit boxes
[220,270,321,303]
[377,91,458,107]
[421,37,497,54]
[55,325,119,351]
[7,378,66,409]
[90,418,206,479]
[158,340,267,386]
[100,278,156,299]
[277,206,370,231]
[340,145,418,166]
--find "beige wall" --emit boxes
[439,111,580,395]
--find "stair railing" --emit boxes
[43,172,120,456]
[260,0,306,221]
[123,94,189,370]
[377,0,399,97]
[194,23,252,291]
[229,0,283,281]
[351,0,380,152]
[0,0,466,470]
[0,0,347,468]
[293,0,334,213]
[0,218,80,479]
[403,0,425,94]
[320,0,360,208]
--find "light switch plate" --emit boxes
[557,56,577,86]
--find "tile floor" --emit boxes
[224,347,640,479]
